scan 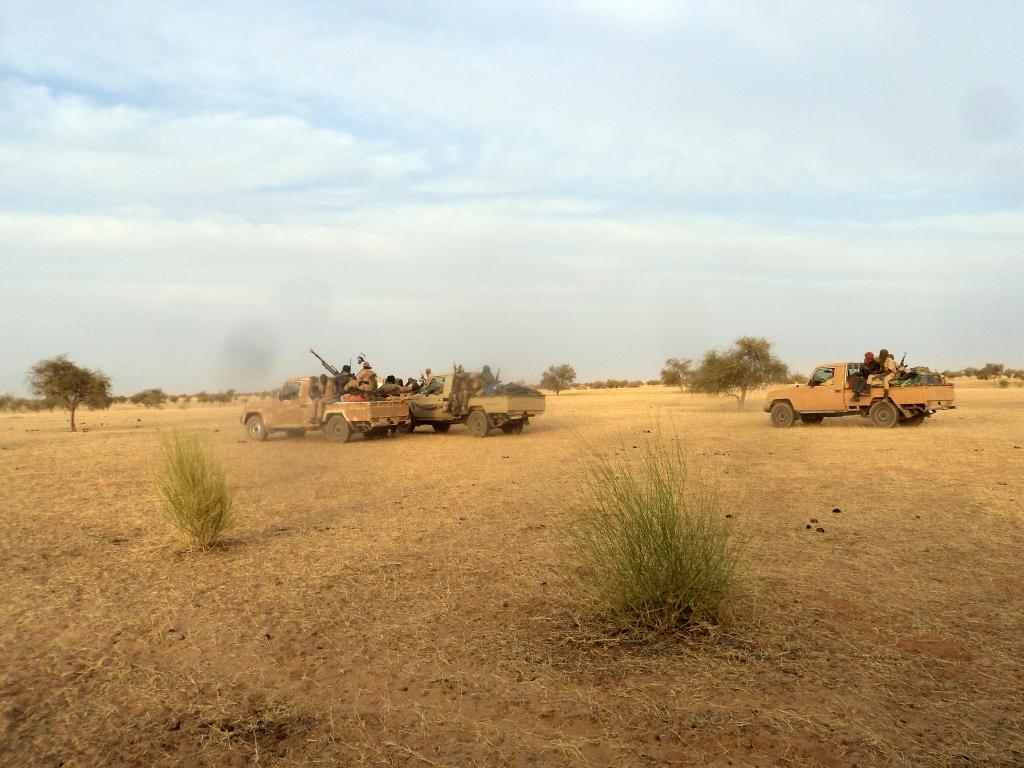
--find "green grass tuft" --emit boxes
[569,429,739,632]
[157,432,235,550]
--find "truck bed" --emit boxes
[473,394,546,415]
[874,383,956,409]
[326,398,409,425]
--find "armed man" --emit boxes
[345,356,378,399]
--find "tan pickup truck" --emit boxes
[241,376,410,443]
[764,362,956,428]
[407,372,545,436]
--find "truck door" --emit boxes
[272,379,316,428]
[802,366,844,412]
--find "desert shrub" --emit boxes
[157,433,235,550]
[626,380,643,388]
[646,379,660,386]
[569,431,738,632]
[998,378,1010,389]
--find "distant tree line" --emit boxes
[941,364,1023,380]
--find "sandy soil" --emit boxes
[2,384,1023,767]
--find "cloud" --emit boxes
[2,2,1022,217]
[0,82,428,216]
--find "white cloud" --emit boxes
[0,82,426,215]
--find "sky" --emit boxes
[1,1,1022,394]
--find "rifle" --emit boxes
[309,348,340,377]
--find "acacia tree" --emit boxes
[660,357,693,391]
[130,388,168,408]
[688,337,789,411]
[540,364,577,395]
[28,355,112,432]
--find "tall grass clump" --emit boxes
[157,432,235,550]
[569,431,739,632]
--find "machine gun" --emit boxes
[309,348,340,377]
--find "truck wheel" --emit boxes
[399,419,416,433]
[432,423,451,433]
[246,415,268,441]
[324,415,351,443]
[770,402,795,428]
[800,415,824,425]
[869,400,899,428]
[501,420,525,435]
[899,413,926,427]
[467,410,490,437]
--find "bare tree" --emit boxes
[540,364,577,395]
[688,337,789,411]
[28,355,112,432]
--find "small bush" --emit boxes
[569,430,738,632]
[998,379,1010,389]
[157,433,235,550]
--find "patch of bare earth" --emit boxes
[2,385,1023,766]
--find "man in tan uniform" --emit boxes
[345,359,378,399]
[877,348,901,392]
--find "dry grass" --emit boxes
[1,383,1023,766]
[156,431,235,550]
[570,427,738,632]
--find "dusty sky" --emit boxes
[1,1,1022,394]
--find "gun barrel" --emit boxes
[309,348,340,376]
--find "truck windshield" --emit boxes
[810,367,835,386]
[281,381,301,400]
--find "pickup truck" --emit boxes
[407,372,545,436]
[764,362,956,428]
[241,376,410,442]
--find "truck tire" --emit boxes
[324,415,351,443]
[502,420,524,435]
[899,413,925,427]
[800,415,824,425]
[399,419,416,433]
[246,415,268,442]
[770,402,795,428]
[467,410,490,437]
[869,400,899,428]
[432,423,451,433]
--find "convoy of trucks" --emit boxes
[241,364,546,442]
[240,352,958,441]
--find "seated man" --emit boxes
[346,359,378,399]
[870,349,901,392]
[850,352,880,401]
[378,375,403,397]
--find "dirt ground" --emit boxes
[2,384,1023,767]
